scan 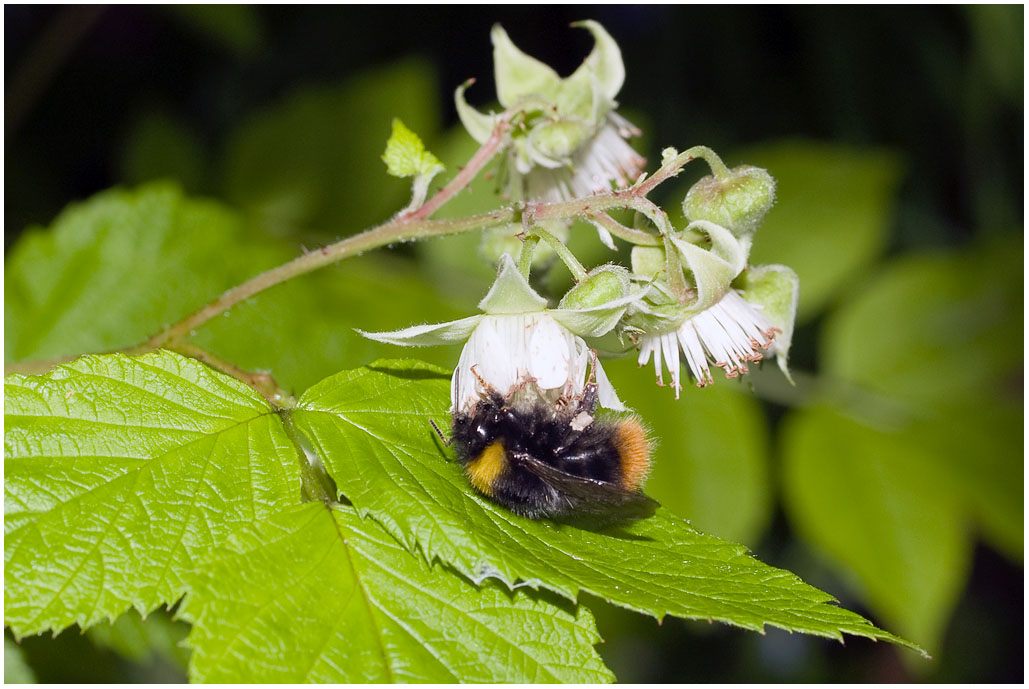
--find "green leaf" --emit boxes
[821,242,1022,562]
[4,638,36,684]
[292,360,922,653]
[181,502,613,683]
[382,118,444,179]
[605,358,772,545]
[781,405,970,653]
[220,60,439,236]
[4,351,301,638]
[4,182,284,364]
[738,140,904,322]
[823,244,1021,411]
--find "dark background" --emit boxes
[5,5,1023,683]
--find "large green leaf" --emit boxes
[292,360,922,653]
[5,351,619,682]
[4,183,284,364]
[181,502,613,683]
[737,140,904,322]
[220,60,440,237]
[781,405,969,653]
[822,242,1022,561]
[4,351,301,638]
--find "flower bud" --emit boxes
[682,165,776,238]
[559,265,629,311]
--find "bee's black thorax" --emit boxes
[451,387,627,519]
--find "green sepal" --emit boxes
[735,264,799,381]
[355,314,483,348]
[552,265,636,338]
[478,253,548,314]
[491,24,562,107]
[454,80,496,144]
[670,220,748,314]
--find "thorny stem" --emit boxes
[168,342,293,406]
[147,207,517,349]
[633,145,731,197]
[8,127,714,392]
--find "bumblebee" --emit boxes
[445,380,655,521]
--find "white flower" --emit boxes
[359,254,632,413]
[628,220,799,396]
[637,290,780,396]
[521,112,645,204]
[450,311,622,414]
[455,21,644,203]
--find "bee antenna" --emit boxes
[429,418,452,447]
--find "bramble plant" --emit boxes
[6,20,933,682]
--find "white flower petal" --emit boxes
[527,314,573,390]
[638,289,778,392]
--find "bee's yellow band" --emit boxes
[466,440,507,497]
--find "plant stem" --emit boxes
[169,342,292,406]
[530,225,588,282]
[404,118,509,221]
[517,235,540,278]
[588,212,662,246]
[147,207,516,349]
[633,144,731,197]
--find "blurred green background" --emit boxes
[4,5,1022,683]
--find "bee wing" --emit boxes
[509,451,659,519]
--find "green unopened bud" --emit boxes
[553,265,634,338]
[683,165,776,237]
[559,265,629,310]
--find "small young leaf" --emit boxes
[4,351,301,638]
[292,360,924,654]
[181,502,613,683]
[382,118,444,179]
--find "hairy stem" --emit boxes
[588,212,662,246]
[530,225,588,282]
[169,342,292,406]
[147,207,516,348]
